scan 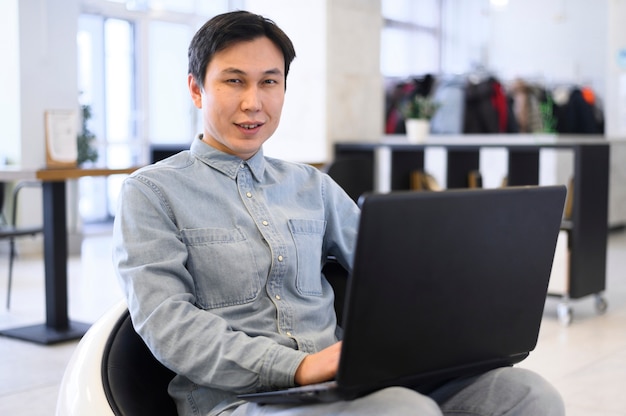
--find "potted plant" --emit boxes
[68,104,99,254]
[77,104,98,166]
[402,95,440,143]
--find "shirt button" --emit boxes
[246,192,252,198]
[277,255,284,262]
[286,332,292,337]
[262,220,269,226]
[275,294,281,300]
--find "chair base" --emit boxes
[0,321,90,345]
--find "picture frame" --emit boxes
[45,109,78,168]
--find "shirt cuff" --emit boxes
[260,343,307,388]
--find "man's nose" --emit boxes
[241,86,262,112]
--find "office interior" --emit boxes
[1,0,626,415]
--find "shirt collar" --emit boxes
[190,135,266,182]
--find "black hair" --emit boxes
[188,10,296,89]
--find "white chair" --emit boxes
[56,299,177,415]
[56,260,348,415]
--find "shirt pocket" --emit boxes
[181,227,263,309]
[288,219,327,296]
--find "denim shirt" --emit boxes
[113,137,360,415]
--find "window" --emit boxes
[78,15,138,222]
[77,0,230,222]
[148,21,193,144]
[381,0,441,77]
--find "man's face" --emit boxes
[188,36,286,160]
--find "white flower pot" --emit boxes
[405,119,430,143]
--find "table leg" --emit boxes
[568,144,609,299]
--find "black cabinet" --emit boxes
[334,135,610,323]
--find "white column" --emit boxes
[606,0,626,138]
[243,0,383,163]
[374,145,392,193]
[18,0,80,169]
[606,0,626,226]
[0,0,21,165]
[2,0,81,254]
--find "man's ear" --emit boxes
[188,74,203,109]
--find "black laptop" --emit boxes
[239,185,567,404]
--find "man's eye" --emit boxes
[226,79,242,84]
[264,79,278,85]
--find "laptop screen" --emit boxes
[338,186,566,391]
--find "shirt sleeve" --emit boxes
[113,175,307,393]
[320,173,361,273]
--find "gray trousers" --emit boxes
[227,367,565,416]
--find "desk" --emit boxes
[334,135,610,314]
[0,166,138,344]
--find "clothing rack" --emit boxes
[384,73,604,136]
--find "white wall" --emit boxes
[1,0,80,169]
[442,0,607,98]
[606,0,626,138]
[27,0,79,168]
[0,0,21,165]
[243,0,383,163]
[440,0,626,225]
[0,0,80,253]
[243,0,329,163]
[326,0,384,148]
[606,0,626,225]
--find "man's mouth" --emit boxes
[237,123,262,130]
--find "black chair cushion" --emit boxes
[101,261,348,415]
[324,157,374,203]
[102,310,177,416]
[322,259,348,327]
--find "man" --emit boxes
[113,10,565,416]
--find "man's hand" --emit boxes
[294,341,342,386]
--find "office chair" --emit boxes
[323,156,374,203]
[0,181,44,309]
[56,260,349,416]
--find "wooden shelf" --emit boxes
[35,167,140,181]
[334,135,610,301]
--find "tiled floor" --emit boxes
[0,225,625,415]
